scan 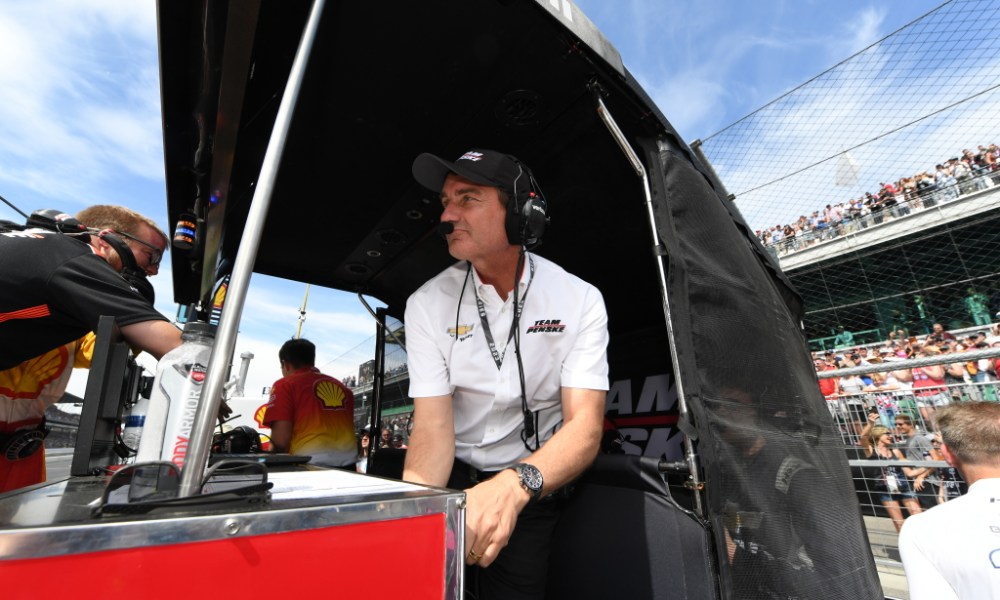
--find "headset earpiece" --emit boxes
[27,209,87,235]
[504,160,549,249]
[96,230,156,304]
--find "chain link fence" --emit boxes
[696,0,1000,348]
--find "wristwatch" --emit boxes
[510,463,544,501]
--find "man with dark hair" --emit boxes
[899,402,1000,598]
[263,338,356,468]
[0,205,179,491]
[403,149,609,599]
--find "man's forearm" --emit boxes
[521,388,605,495]
[403,422,455,487]
[402,395,455,486]
[121,320,182,359]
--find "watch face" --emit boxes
[517,463,543,494]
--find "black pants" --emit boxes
[449,460,561,600]
[916,482,941,510]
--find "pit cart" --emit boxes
[0,1,882,598]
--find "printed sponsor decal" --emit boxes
[448,324,474,339]
[254,404,269,428]
[0,231,44,239]
[173,362,208,383]
[526,319,566,334]
[604,373,684,461]
[316,380,346,409]
[459,151,484,162]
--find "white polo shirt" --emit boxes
[899,478,1000,599]
[405,253,609,471]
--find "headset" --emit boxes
[94,229,156,304]
[1,424,47,461]
[212,426,263,454]
[26,209,88,235]
[12,209,156,304]
[504,158,550,250]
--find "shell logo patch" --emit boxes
[0,345,69,399]
[315,380,346,408]
[254,404,268,428]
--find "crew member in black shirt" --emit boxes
[0,208,180,369]
[0,206,181,491]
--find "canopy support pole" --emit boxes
[593,93,705,517]
[178,0,328,497]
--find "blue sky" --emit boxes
[0,0,945,397]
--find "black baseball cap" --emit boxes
[412,149,522,194]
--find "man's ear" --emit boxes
[940,443,960,469]
[89,231,112,258]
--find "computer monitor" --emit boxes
[70,316,148,476]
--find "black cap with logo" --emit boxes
[412,149,523,194]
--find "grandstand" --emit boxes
[694,0,1000,349]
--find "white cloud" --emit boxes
[0,1,162,209]
[833,6,888,61]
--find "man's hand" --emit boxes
[463,469,530,567]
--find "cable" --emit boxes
[513,248,540,452]
[0,193,30,219]
[456,262,472,339]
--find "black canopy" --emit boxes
[159,0,674,324]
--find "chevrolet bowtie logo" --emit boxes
[448,324,474,338]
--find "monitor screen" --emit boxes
[70,316,148,476]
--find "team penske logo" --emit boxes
[315,380,346,409]
[527,319,566,334]
[448,324,474,339]
[459,151,484,162]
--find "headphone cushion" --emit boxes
[505,192,547,248]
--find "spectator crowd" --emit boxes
[815,321,1000,529]
[758,144,1000,254]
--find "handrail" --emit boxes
[762,171,997,256]
[816,347,1000,378]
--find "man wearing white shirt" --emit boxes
[899,401,1000,598]
[403,148,609,600]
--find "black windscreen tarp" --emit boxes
[653,144,882,599]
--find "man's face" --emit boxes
[105,223,166,276]
[125,223,167,276]
[894,418,913,436]
[439,174,511,263]
[932,323,944,333]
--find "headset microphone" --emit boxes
[437,222,455,236]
